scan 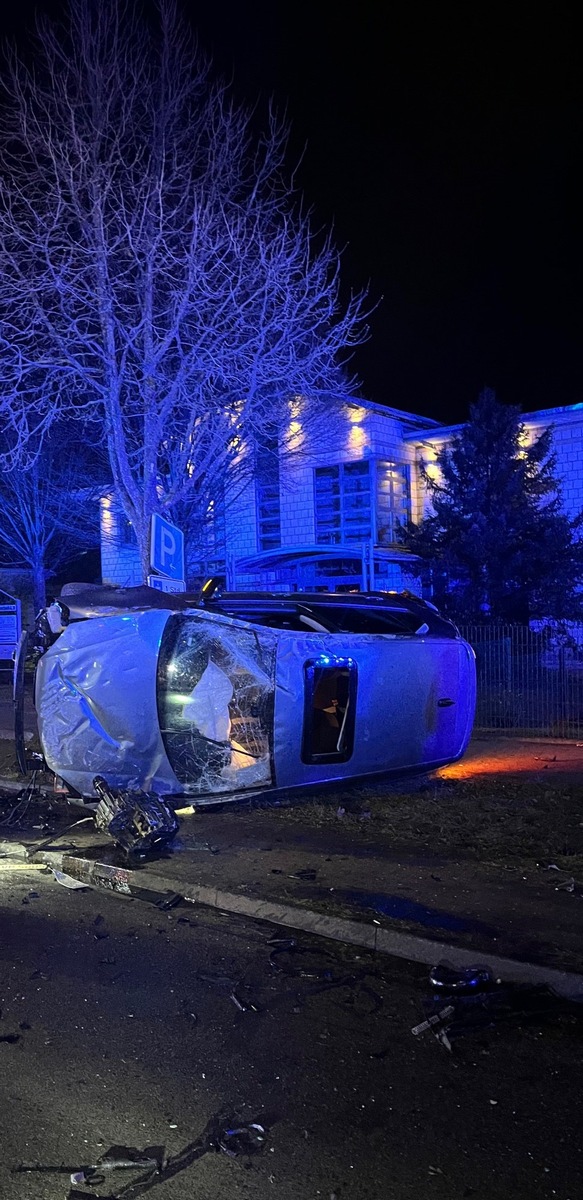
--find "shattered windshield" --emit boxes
[156,614,276,794]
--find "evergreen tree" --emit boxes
[400,389,583,621]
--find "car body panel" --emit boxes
[34,590,476,801]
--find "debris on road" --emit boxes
[414,961,583,1050]
[0,777,44,829]
[429,962,497,992]
[25,816,95,859]
[230,990,260,1013]
[540,863,583,896]
[93,775,179,857]
[153,891,183,910]
[215,1122,267,1157]
[269,940,335,981]
[52,869,89,890]
[69,1154,159,1186]
[411,1006,455,1037]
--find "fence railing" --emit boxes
[458,623,583,739]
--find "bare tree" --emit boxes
[0,0,367,579]
[0,429,102,610]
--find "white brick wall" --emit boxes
[524,412,583,520]
[406,404,583,523]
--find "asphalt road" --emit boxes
[1,868,582,1200]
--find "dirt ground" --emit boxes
[3,716,583,974]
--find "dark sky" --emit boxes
[187,2,582,423]
[3,3,582,423]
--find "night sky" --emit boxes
[3,2,581,424]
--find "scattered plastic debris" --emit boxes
[93,775,179,856]
[178,999,198,1022]
[540,863,583,895]
[412,1006,455,1037]
[0,777,41,828]
[414,961,583,1050]
[15,1120,267,1195]
[269,942,335,981]
[51,870,88,890]
[429,963,497,992]
[70,1155,159,1186]
[154,891,183,911]
[556,877,577,893]
[25,816,95,859]
[216,1123,266,1157]
[230,991,260,1013]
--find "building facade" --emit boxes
[100,399,583,594]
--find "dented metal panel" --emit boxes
[35,609,179,797]
[273,633,475,788]
[35,607,278,799]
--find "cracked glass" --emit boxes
[156,613,276,794]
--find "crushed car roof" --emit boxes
[57,583,458,637]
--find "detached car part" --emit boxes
[93,775,179,855]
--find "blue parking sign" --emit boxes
[149,513,185,581]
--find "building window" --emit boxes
[206,493,226,557]
[314,460,410,546]
[376,462,411,544]
[314,460,371,544]
[256,439,281,551]
[119,515,137,547]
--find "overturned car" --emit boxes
[30,584,476,803]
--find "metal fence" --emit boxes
[458,623,583,738]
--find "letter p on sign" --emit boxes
[160,527,176,568]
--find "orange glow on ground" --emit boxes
[437,740,583,780]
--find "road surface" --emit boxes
[1,865,582,1199]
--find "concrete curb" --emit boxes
[0,779,31,794]
[2,841,581,999]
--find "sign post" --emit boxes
[0,589,22,666]
[148,514,185,589]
